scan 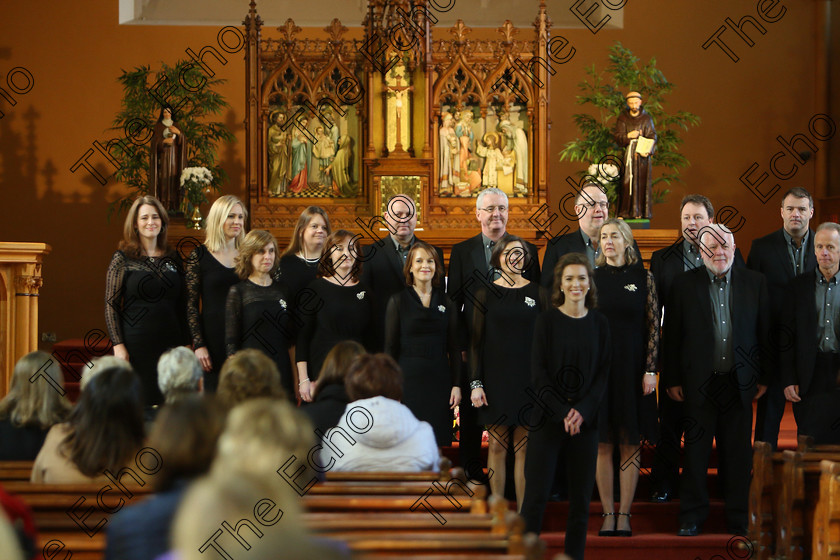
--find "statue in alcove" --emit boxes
[150,105,187,212]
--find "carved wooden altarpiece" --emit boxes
[243,0,551,252]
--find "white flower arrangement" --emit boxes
[180,166,214,214]
[179,166,214,187]
[524,296,536,307]
[586,162,620,189]
[357,291,366,300]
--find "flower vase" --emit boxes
[189,205,202,229]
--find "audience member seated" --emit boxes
[105,396,224,560]
[302,341,365,433]
[213,397,317,494]
[81,355,129,389]
[216,349,286,411]
[30,364,144,484]
[157,347,205,403]
[170,473,349,560]
[0,483,37,560]
[318,353,439,473]
[0,351,71,460]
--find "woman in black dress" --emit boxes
[186,195,246,391]
[385,241,461,447]
[225,230,296,398]
[469,235,548,510]
[520,252,611,560]
[277,206,331,302]
[105,195,187,406]
[296,230,371,402]
[594,218,659,537]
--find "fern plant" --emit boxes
[106,61,234,220]
[559,43,700,210]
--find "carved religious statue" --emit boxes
[613,91,657,220]
[150,105,187,213]
[267,110,291,195]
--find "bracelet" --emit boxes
[644,372,657,377]
[469,380,483,390]
[299,378,310,386]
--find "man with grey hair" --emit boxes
[448,187,540,483]
[783,222,840,444]
[662,223,770,537]
[158,346,204,404]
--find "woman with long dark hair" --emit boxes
[296,230,371,402]
[186,195,246,391]
[520,253,611,560]
[31,364,145,484]
[385,241,461,446]
[105,195,187,405]
[225,230,296,397]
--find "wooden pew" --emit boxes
[812,460,840,560]
[749,441,783,560]
[0,460,33,482]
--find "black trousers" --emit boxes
[754,376,786,450]
[680,374,752,530]
[793,352,840,444]
[521,419,598,560]
[649,394,685,494]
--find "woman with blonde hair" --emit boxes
[278,206,331,301]
[225,230,296,397]
[185,195,246,391]
[0,351,72,460]
[296,230,372,402]
[105,195,188,405]
[216,349,287,410]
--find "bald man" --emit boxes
[662,224,770,537]
[613,91,657,220]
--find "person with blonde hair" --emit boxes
[216,349,287,410]
[105,195,188,405]
[278,206,331,301]
[0,351,72,460]
[225,230,296,397]
[186,195,247,391]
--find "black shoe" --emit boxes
[598,513,616,537]
[615,512,632,537]
[677,523,701,537]
[649,489,672,503]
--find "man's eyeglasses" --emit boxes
[479,205,508,213]
[580,201,609,210]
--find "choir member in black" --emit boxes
[302,340,366,434]
[225,230,296,398]
[277,206,331,302]
[520,253,610,560]
[297,230,372,402]
[185,195,246,391]
[469,235,548,510]
[385,241,461,447]
[593,219,659,537]
[105,195,188,406]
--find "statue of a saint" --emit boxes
[438,112,459,194]
[267,110,290,195]
[288,117,311,193]
[150,105,187,212]
[498,118,529,195]
[613,91,657,219]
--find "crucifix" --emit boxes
[386,74,413,157]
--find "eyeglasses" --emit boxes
[581,201,609,210]
[479,205,508,213]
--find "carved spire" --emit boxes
[279,18,302,45]
[243,0,263,31]
[325,19,348,43]
[497,21,517,44]
[450,20,471,45]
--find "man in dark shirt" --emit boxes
[783,222,840,444]
[748,187,816,448]
[663,224,769,537]
[361,195,443,351]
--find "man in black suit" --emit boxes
[748,187,816,448]
[663,224,770,537]
[783,222,840,444]
[361,195,444,351]
[541,184,640,290]
[448,187,540,483]
[648,194,745,502]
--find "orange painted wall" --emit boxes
[0,1,829,349]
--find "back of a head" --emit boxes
[157,346,203,404]
[345,353,403,402]
[173,472,346,560]
[65,364,145,477]
[146,396,225,491]
[314,340,366,396]
[82,355,130,390]
[0,350,71,429]
[214,398,314,495]
[217,349,286,410]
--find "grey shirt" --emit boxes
[481,233,497,273]
[815,268,840,353]
[783,229,809,277]
[391,234,415,264]
[580,230,600,268]
[683,239,704,271]
[707,267,733,372]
